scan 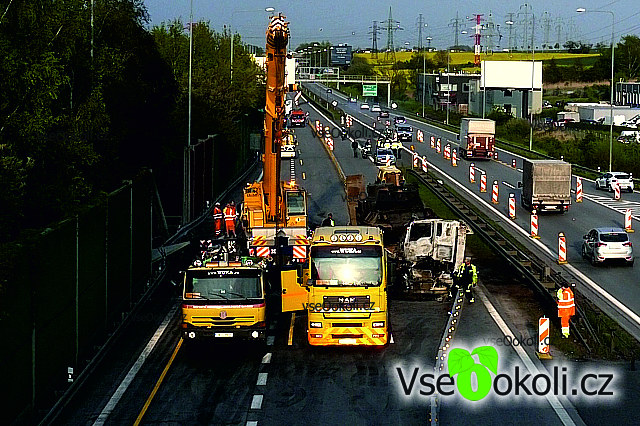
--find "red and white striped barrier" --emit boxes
[538,317,550,356]
[385,155,391,166]
[469,163,475,183]
[480,173,487,192]
[512,158,517,168]
[444,143,451,159]
[558,232,567,264]
[413,152,419,168]
[327,138,334,150]
[430,136,435,149]
[494,151,498,160]
[530,211,540,239]
[625,209,634,233]
[422,156,428,173]
[436,139,441,153]
[293,245,306,259]
[614,181,621,200]
[452,149,458,167]
[508,194,516,219]
[417,130,424,142]
[576,177,583,202]
[491,181,499,204]
[256,246,270,257]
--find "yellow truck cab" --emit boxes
[376,165,404,186]
[181,257,268,341]
[305,226,388,346]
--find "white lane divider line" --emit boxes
[262,352,272,364]
[251,395,264,410]
[256,372,268,386]
[92,305,178,426]
[476,284,577,426]
[246,421,258,426]
[502,181,516,189]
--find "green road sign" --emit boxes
[363,84,377,97]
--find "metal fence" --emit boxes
[1,173,155,425]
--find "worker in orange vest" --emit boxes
[212,202,224,238]
[224,201,237,237]
[557,282,575,338]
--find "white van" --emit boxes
[617,130,640,144]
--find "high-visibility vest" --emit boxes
[224,206,236,223]
[557,287,575,317]
[213,207,223,231]
[455,263,477,285]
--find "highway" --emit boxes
[304,82,640,342]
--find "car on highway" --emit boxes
[394,116,406,125]
[543,100,553,109]
[371,104,382,112]
[360,103,370,110]
[595,172,634,192]
[582,227,634,266]
[375,148,396,165]
[378,110,390,118]
[349,97,357,103]
[394,124,413,142]
[281,143,296,158]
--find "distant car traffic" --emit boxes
[595,172,634,192]
[371,104,381,112]
[375,148,396,165]
[360,103,370,110]
[349,97,357,103]
[394,116,406,125]
[378,110,389,118]
[394,124,413,142]
[582,227,634,266]
[542,100,553,109]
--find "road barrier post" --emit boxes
[494,151,499,160]
[625,209,634,233]
[444,143,450,159]
[469,163,475,183]
[452,149,458,167]
[480,173,487,192]
[512,158,516,168]
[508,193,516,219]
[492,181,499,204]
[576,177,583,203]
[421,156,428,173]
[436,138,441,154]
[614,181,621,200]
[537,317,553,360]
[558,232,567,264]
[430,136,435,149]
[530,210,540,239]
[413,152,419,168]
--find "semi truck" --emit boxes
[458,118,496,160]
[518,159,572,212]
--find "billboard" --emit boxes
[330,45,352,65]
[481,61,542,89]
[363,84,378,97]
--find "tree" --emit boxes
[434,50,450,69]
[616,35,640,80]
[344,55,375,75]
[543,58,563,84]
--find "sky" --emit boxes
[142,0,639,51]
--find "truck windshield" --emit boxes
[286,191,306,215]
[185,271,262,300]
[310,246,383,286]
[409,223,432,240]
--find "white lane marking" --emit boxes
[251,395,263,409]
[502,181,516,189]
[246,421,258,426]
[582,192,640,221]
[256,372,268,386]
[262,352,272,364]
[476,285,577,426]
[390,333,394,344]
[412,154,640,330]
[266,336,275,346]
[92,305,178,426]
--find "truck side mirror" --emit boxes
[517,181,523,188]
[296,263,304,284]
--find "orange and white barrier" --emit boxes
[512,158,517,168]
[256,246,270,257]
[491,181,499,204]
[538,317,550,355]
[292,245,307,259]
[444,143,451,159]
[625,209,634,233]
[417,130,424,142]
[558,232,567,264]
[436,139,441,153]
[480,173,487,192]
[576,177,583,203]
[430,136,435,149]
[530,211,540,239]
[469,163,475,183]
[614,181,621,200]
[385,155,391,166]
[326,138,334,150]
[413,152,419,168]
[452,149,458,167]
[508,194,516,219]
[421,156,428,173]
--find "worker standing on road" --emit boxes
[454,256,477,303]
[557,282,575,338]
[321,213,335,227]
[213,202,224,238]
[224,201,237,237]
[351,140,359,157]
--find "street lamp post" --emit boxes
[529,13,535,151]
[231,7,274,82]
[577,7,615,172]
